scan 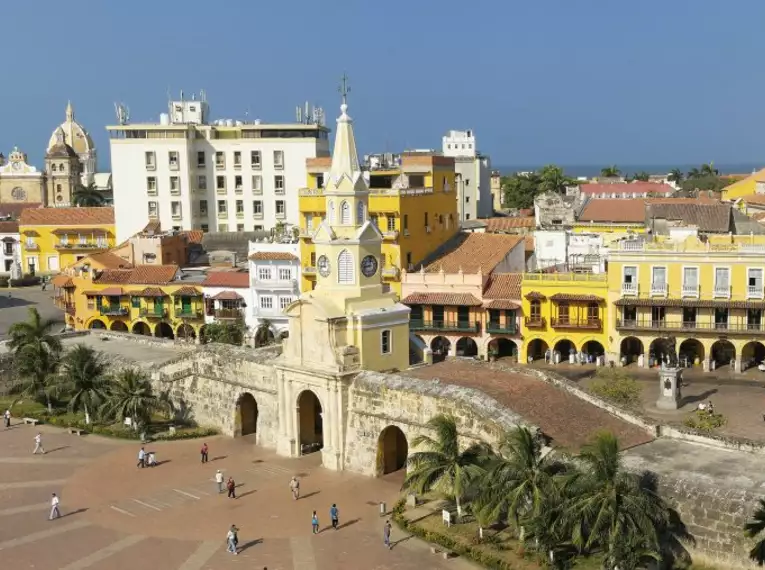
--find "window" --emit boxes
[465,178,470,186]
[424,212,429,227]
[234,175,243,192]
[3,242,13,255]
[199,200,208,215]
[356,201,365,225]
[196,151,205,168]
[198,175,207,190]
[170,176,180,194]
[131,296,140,309]
[557,302,570,323]
[403,214,408,230]
[651,266,666,293]
[78,233,87,245]
[530,300,541,319]
[201,224,209,232]
[217,200,227,214]
[340,201,351,224]
[280,296,294,310]
[171,201,182,218]
[215,152,225,168]
[406,252,412,268]
[236,200,244,214]
[147,177,157,194]
[59,234,69,245]
[169,151,179,169]
[233,151,242,167]
[305,214,314,229]
[586,302,599,322]
[148,201,158,217]
[276,200,285,217]
[273,150,284,169]
[51,164,57,172]
[279,268,292,281]
[56,184,62,192]
[683,267,699,295]
[381,330,391,354]
[316,174,324,188]
[260,295,274,309]
[465,196,470,203]
[466,213,471,220]
[274,175,285,194]
[328,201,335,224]
[253,200,263,216]
[258,267,272,281]
[216,176,226,191]
[219,223,228,231]
[714,267,730,295]
[254,225,263,231]
[370,215,378,228]
[683,307,697,326]
[237,223,244,232]
[145,151,156,169]
[252,175,262,193]
[251,151,261,169]
[25,236,35,247]
[338,249,354,283]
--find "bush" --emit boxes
[589,368,643,408]
[154,427,218,441]
[684,410,727,432]
[9,275,41,287]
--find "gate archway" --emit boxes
[711,340,735,368]
[155,322,174,339]
[456,337,478,357]
[236,393,258,437]
[620,337,643,365]
[132,321,152,336]
[297,390,323,455]
[377,425,408,476]
[526,338,548,361]
[110,321,128,332]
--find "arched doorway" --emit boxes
[456,337,478,357]
[377,425,408,476]
[711,340,735,368]
[679,339,704,368]
[177,323,196,341]
[742,341,765,371]
[236,393,258,437]
[648,338,672,367]
[526,338,548,361]
[89,319,106,330]
[132,321,152,336]
[297,390,323,455]
[554,339,576,359]
[489,338,517,359]
[582,340,604,357]
[430,336,451,363]
[155,322,174,339]
[110,321,128,332]
[620,337,643,365]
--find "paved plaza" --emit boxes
[0,424,474,569]
[0,287,64,340]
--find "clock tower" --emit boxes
[282,78,411,374]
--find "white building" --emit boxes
[442,129,492,221]
[201,270,252,331]
[108,94,331,242]
[0,220,21,277]
[533,229,606,273]
[247,241,301,337]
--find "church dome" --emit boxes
[46,141,78,158]
[46,101,95,156]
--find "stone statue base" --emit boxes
[656,367,682,410]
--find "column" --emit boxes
[734,357,742,374]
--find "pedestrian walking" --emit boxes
[215,469,224,493]
[201,442,209,463]
[226,524,239,555]
[383,520,392,549]
[227,476,236,499]
[33,432,45,455]
[330,504,339,530]
[311,511,319,534]
[4,409,10,428]
[290,476,300,500]
[49,493,60,520]
[137,447,146,468]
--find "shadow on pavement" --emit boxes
[238,538,262,552]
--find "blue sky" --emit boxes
[2,0,764,170]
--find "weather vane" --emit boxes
[338,73,350,104]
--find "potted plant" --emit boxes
[488,346,498,362]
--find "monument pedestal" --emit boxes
[656,367,682,410]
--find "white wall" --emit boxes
[533,230,568,270]
[247,241,301,335]
[0,232,20,276]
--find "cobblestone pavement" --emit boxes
[0,424,473,569]
[403,360,654,451]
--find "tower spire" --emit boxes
[66,100,74,121]
[328,73,361,182]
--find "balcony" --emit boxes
[216,187,227,195]
[214,308,243,320]
[99,306,129,316]
[24,243,40,251]
[616,318,765,335]
[486,323,517,334]
[276,212,286,220]
[681,285,699,298]
[524,316,546,328]
[382,267,400,279]
[382,230,399,241]
[54,299,75,315]
[215,161,225,170]
[621,282,638,296]
[147,188,158,196]
[410,319,481,333]
[303,266,317,276]
[748,286,764,300]
[170,187,181,196]
[55,242,108,251]
[650,283,667,296]
[713,286,731,299]
[254,277,297,289]
[551,317,602,329]
[138,307,167,318]
[175,308,204,319]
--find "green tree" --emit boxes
[632,171,650,182]
[538,164,572,194]
[700,161,719,177]
[667,168,684,184]
[7,307,62,354]
[501,172,542,209]
[99,368,165,429]
[202,320,245,345]
[745,498,765,565]
[54,344,111,424]
[402,414,492,518]
[72,183,105,207]
[565,432,671,569]
[254,319,274,347]
[600,165,621,178]
[687,167,701,179]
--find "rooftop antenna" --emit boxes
[338,72,350,105]
[114,102,130,125]
[200,89,207,102]
[295,105,302,123]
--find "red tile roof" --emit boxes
[549,293,605,302]
[84,251,132,270]
[578,199,646,223]
[20,207,115,226]
[131,287,167,297]
[0,203,41,220]
[93,265,178,285]
[202,271,250,288]
[483,300,520,310]
[402,292,483,306]
[579,182,673,196]
[742,195,765,206]
[0,221,19,233]
[483,217,535,232]
[483,273,522,300]
[100,287,124,296]
[425,234,524,274]
[524,236,534,252]
[248,251,299,261]
[51,275,74,288]
[181,230,204,244]
[172,286,202,297]
[212,290,244,301]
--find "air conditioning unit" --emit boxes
[425,226,431,233]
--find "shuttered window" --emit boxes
[338,249,354,284]
[340,201,351,225]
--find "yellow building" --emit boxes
[520,272,609,363]
[608,234,765,374]
[721,167,765,201]
[52,260,207,340]
[282,93,411,373]
[19,207,115,274]
[298,152,459,296]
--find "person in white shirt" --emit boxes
[49,493,60,520]
[226,525,239,555]
[33,433,45,454]
[215,470,224,493]
[137,447,146,468]
[4,409,10,428]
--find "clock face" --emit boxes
[361,255,378,278]
[11,161,22,172]
[317,255,331,277]
[11,187,26,201]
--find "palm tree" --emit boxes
[667,168,684,184]
[565,432,670,569]
[99,368,165,429]
[72,183,105,207]
[744,498,765,565]
[687,167,701,179]
[700,161,719,177]
[401,414,492,519]
[8,307,62,354]
[600,165,621,178]
[54,344,111,424]
[538,164,570,194]
[632,171,650,182]
[254,319,273,347]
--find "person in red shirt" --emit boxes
[227,476,236,499]
[201,442,209,463]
